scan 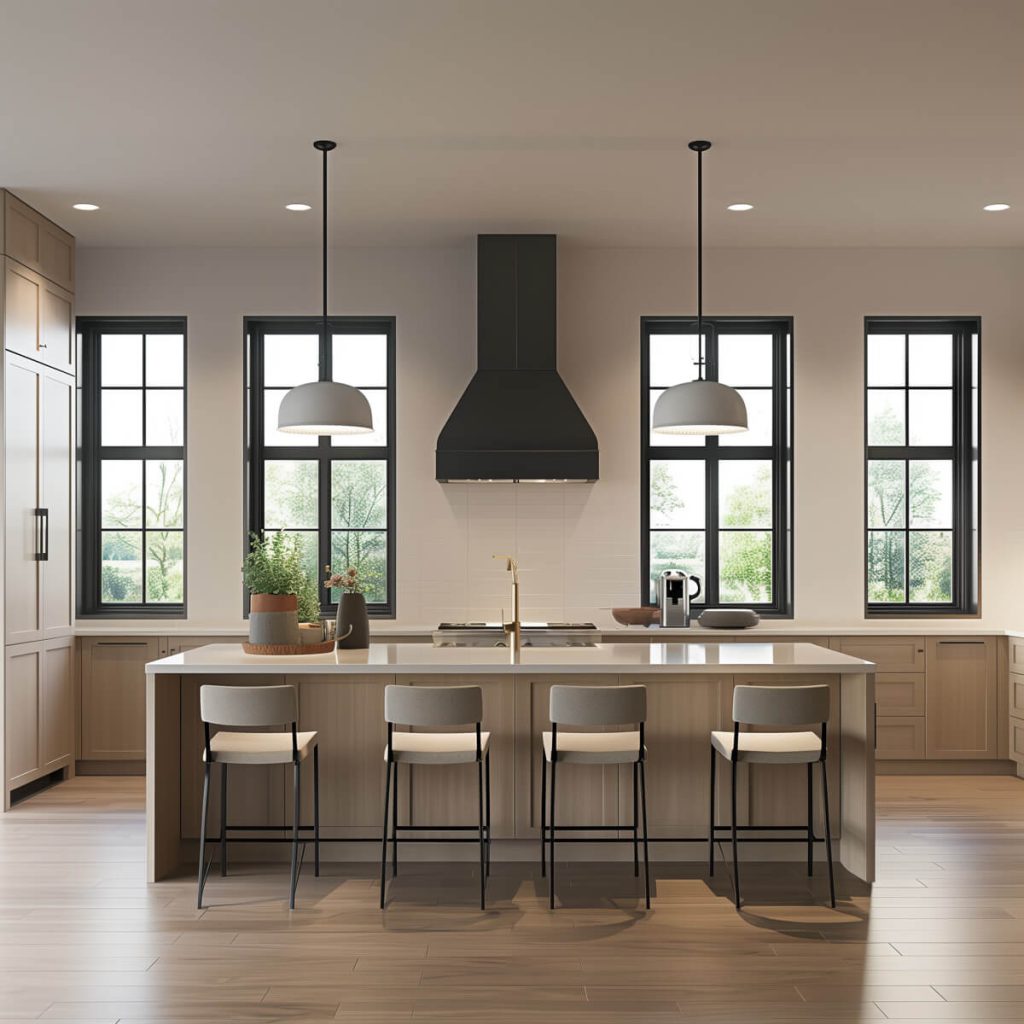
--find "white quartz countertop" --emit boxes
[146,641,874,676]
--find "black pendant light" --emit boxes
[652,140,748,435]
[278,140,373,435]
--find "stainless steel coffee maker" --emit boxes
[659,569,702,628]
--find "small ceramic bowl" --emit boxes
[611,607,661,627]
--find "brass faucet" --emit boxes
[493,555,521,649]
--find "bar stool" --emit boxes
[541,684,650,910]
[381,684,490,910]
[709,684,835,909]
[197,684,319,911]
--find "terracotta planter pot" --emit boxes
[336,592,369,649]
[249,592,299,646]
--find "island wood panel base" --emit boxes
[146,670,875,884]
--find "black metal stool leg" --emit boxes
[391,761,399,878]
[632,761,639,878]
[708,746,716,876]
[731,758,741,909]
[821,761,836,908]
[539,754,547,877]
[380,759,392,909]
[639,758,651,910]
[289,760,301,910]
[806,762,814,878]
[197,761,211,909]
[478,757,486,910]
[485,750,491,877]
[549,756,557,909]
[313,745,321,878]
[220,762,228,877]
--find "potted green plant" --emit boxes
[242,532,304,647]
[325,565,375,649]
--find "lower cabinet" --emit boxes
[925,637,998,759]
[4,636,74,803]
[80,637,160,764]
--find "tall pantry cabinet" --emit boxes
[1,191,75,808]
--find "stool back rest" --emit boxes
[200,684,297,728]
[732,684,830,727]
[384,684,483,727]
[549,684,647,727]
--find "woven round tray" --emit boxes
[242,640,335,656]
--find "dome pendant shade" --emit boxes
[278,381,373,435]
[652,379,748,435]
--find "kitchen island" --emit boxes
[146,642,876,884]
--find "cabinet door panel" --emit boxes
[925,638,997,759]
[4,193,74,291]
[834,637,925,673]
[875,673,926,716]
[40,640,74,771]
[5,646,39,788]
[5,356,40,643]
[39,281,73,374]
[40,370,73,635]
[877,716,926,759]
[81,639,158,760]
[5,259,39,359]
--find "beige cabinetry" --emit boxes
[925,638,998,759]
[80,638,160,765]
[2,191,75,805]
[3,637,74,806]
[1007,638,1024,771]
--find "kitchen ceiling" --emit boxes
[2,0,1022,248]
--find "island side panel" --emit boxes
[291,674,399,839]
[146,671,181,883]
[840,670,876,883]
[614,673,728,837]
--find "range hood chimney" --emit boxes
[436,235,599,482]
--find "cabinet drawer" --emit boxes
[876,716,926,759]
[834,636,925,673]
[1011,718,1024,763]
[1010,638,1024,674]
[875,673,925,716]
[1011,673,1024,719]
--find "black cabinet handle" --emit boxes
[33,508,49,561]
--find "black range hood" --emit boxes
[436,235,599,482]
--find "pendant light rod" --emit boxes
[314,140,336,354]
[689,140,710,380]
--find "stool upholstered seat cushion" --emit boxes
[543,730,643,764]
[204,730,318,765]
[385,730,490,764]
[711,729,822,764]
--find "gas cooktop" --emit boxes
[433,622,598,647]
[438,621,596,631]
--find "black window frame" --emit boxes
[641,316,794,617]
[77,316,188,619]
[864,316,980,617]
[244,315,397,619]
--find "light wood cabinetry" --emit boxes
[80,638,160,763]
[4,637,74,806]
[876,716,926,759]
[3,191,75,292]
[925,637,998,759]
[832,636,926,672]
[2,191,75,805]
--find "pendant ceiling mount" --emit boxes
[278,139,373,436]
[651,139,748,436]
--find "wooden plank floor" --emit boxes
[2,776,1024,1022]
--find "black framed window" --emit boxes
[864,318,979,615]
[78,318,186,617]
[641,317,793,616]
[245,317,396,618]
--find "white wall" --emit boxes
[75,244,1024,628]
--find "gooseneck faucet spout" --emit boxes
[493,555,521,649]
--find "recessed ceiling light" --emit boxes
[286,203,312,211]
[727,203,753,212]
[983,203,1010,212]
[72,203,99,211]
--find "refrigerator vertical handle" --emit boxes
[34,508,49,561]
